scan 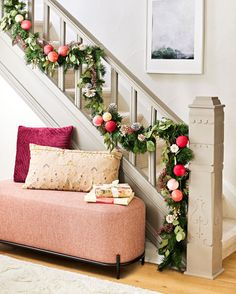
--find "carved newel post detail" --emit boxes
[186,97,225,279]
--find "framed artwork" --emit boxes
[146,0,204,74]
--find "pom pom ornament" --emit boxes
[44,44,54,55]
[170,144,179,153]
[176,135,188,148]
[93,115,103,127]
[173,164,186,177]
[48,51,59,63]
[108,103,118,113]
[102,112,112,122]
[171,189,183,202]
[105,121,117,133]
[21,20,32,31]
[15,14,24,23]
[167,178,179,191]
[58,45,69,57]
[131,122,141,131]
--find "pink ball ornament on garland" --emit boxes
[48,51,59,63]
[44,44,54,55]
[102,112,112,122]
[167,178,179,191]
[58,45,69,57]
[105,120,117,133]
[93,115,103,127]
[176,135,188,148]
[171,189,183,202]
[173,164,186,177]
[21,20,32,31]
[15,14,24,23]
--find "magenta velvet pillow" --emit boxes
[14,126,73,182]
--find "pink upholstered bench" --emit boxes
[0,180,145,278]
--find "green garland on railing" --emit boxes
[0,0,194,271]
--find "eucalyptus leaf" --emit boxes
[165,249,170,257]
[146,140,155,152]
[172,220,179,226]
[176,232,183,242]
[70,55,76,62]
[159,239,168,249]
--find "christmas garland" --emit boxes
[0,0,193,271]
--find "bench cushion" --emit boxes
[0,180,145,264]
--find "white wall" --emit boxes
[0,76,44,180]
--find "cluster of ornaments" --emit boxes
[168,135,189,202]
[16,13,70,64]
[93,113,117,133]
[43,44,69,63]
[14,13,32,30]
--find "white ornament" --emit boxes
[138,134,146,142]
[166,214,175,224]
[84,89,96,98]
[15,14,24,23]
[102,112,112,122]
[170,144,179,153]
[79,44,87,51]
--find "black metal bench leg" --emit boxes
[141,254,145,265]
[116,254,120,279]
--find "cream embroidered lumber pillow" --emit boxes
[23,144,122,192]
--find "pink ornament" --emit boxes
[105,121,117,133]
[21,20,32,31]
[58,45,69,57]
[167,178,179,191]
[171,190,183,202]
[44,44,54,55]
[48,51,59,63]
[173,164,186,177]
[93,115,103,127]
[176,135,188,148]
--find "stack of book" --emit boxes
[84,181,134,206]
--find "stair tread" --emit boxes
[222,218,236,241]
[222,218,236,259]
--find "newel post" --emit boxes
[185,97,225,279]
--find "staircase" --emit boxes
[0,0,235,265]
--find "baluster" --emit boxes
[28,0,35,32]
[58,18,66,91]
[148,106,157,186]
[111,68,118,105]
[0,1,3,19]
[75,35,83,109]
[43,3,50,40]
[129,87,137,165]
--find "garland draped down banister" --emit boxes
[0,0,193,271]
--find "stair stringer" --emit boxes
[0,31,168,246]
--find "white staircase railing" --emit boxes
[27,0,183,189]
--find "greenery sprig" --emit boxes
[0,0,194,272]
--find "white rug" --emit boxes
[0,255,160,294]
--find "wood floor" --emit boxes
[1,244,236,294]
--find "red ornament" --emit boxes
[173,164,186,177]
[21,20,32,31]
[176,135,188,148]
[44,44,54,55]
[105,121,117,133]
[48,51,59,63]
[171,189,183,202]
[58,45,69,57]
[93,115,103,127]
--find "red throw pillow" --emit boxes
[14,126,73,182]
